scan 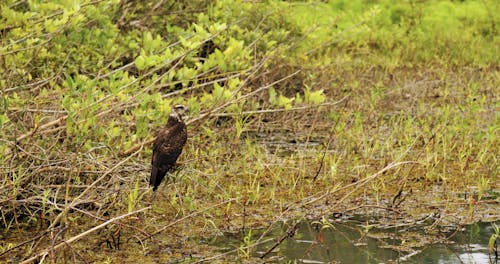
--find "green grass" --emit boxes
[0,0,498,262]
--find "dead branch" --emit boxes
[20,207,149,264]
[48,146,143,229]
[259,221,300,259]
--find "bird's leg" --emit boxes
[147,188,158,204]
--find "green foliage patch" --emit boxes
[0,0,498,262]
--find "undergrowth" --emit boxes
[0,0,498,262]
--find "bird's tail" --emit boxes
[150,165,159,191]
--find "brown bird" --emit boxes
[150,105,188,191]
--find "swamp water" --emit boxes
[205,217,499,263]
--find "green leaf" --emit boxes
[268,87,277,105]
[0,114,10,128]
[277,94,293,110]
[213,83,223,99]
[135,55,147,70]
[304,87,326,105]
[295,93,303,104]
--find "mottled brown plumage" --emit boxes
[150,105,188,191]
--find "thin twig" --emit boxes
[15,116,68,142]
[312,97,349,181]
[213,98,348,117]
[70,206,151,237]
[144,198,237,240]
[259,221,300,259]
[48,146,143,229]
[20,207,149,264]
[0,230,50,258]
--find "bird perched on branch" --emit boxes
[150,105,188,191]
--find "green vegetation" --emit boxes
[0,0,498,262]
[489,223,499,257]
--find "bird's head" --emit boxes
[169,104,189,122]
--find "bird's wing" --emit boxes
[150,124,187,190]
[152,134,183,168]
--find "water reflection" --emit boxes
[414,222,498,264]
[208,219,499,263]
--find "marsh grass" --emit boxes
[1,0,499,262]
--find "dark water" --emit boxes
[207,218,499,263]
